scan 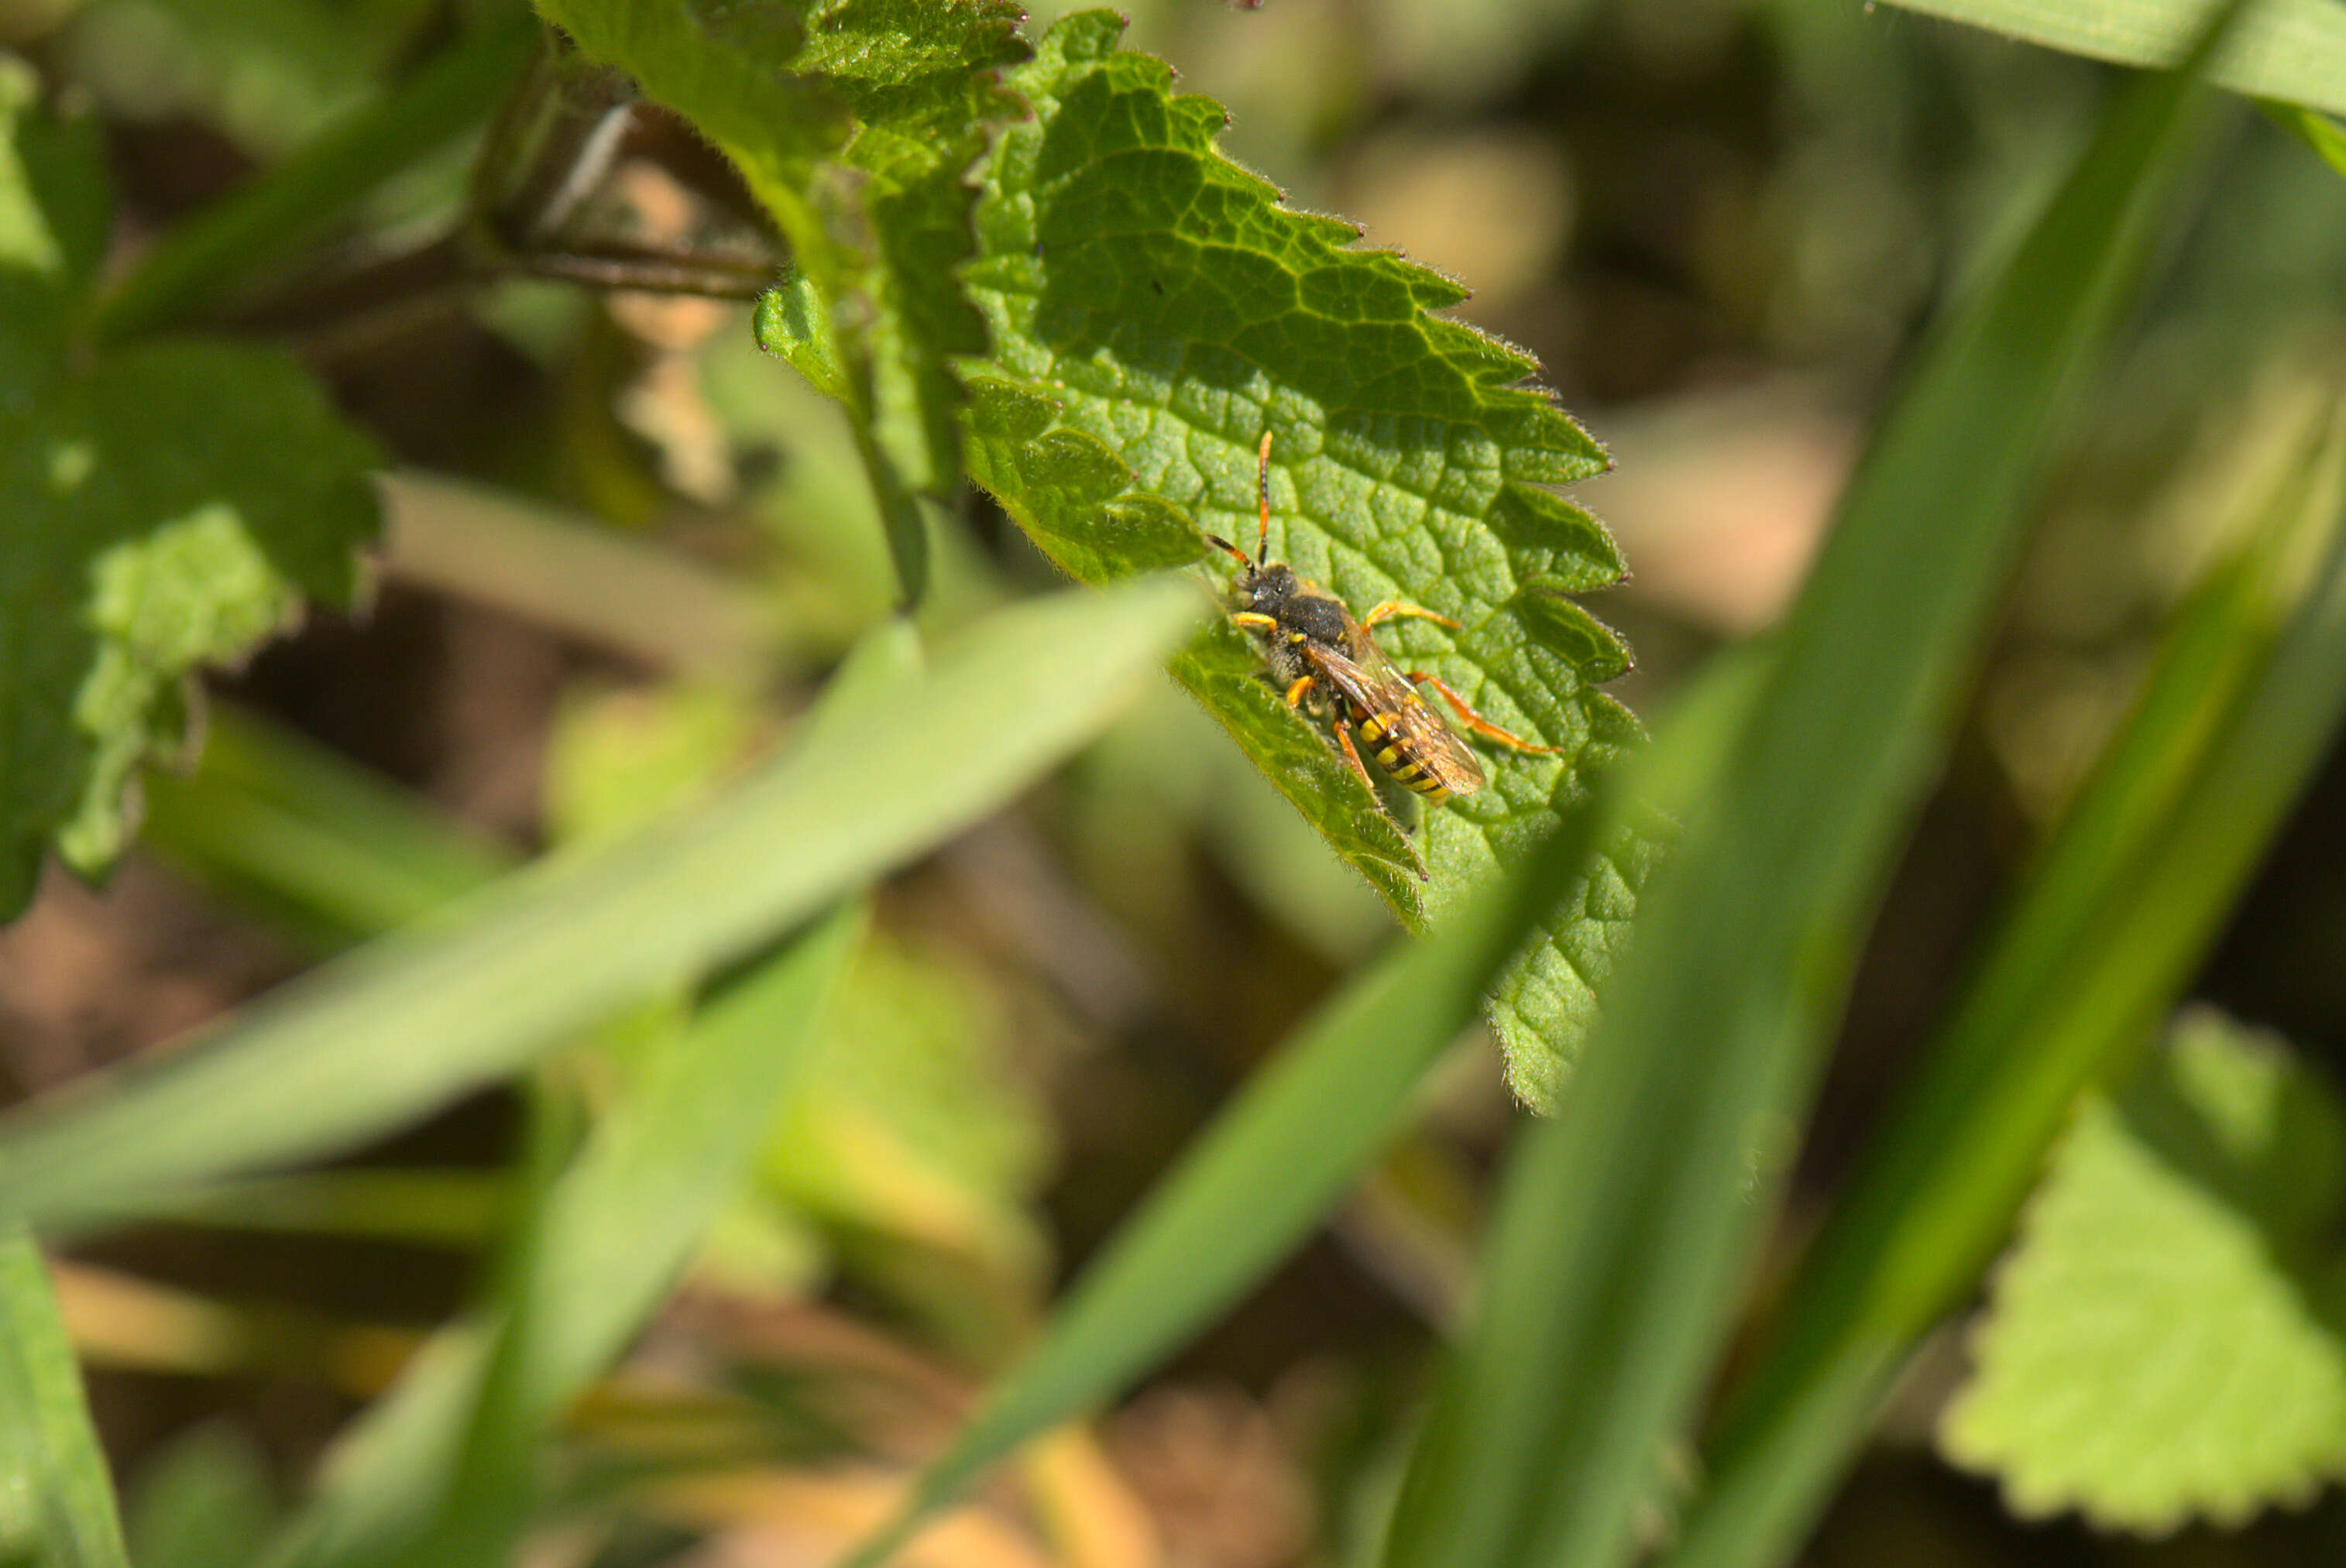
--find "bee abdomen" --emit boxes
[1357,709,1458,804]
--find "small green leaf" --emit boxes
[0,1227,129,1568]
[1940,1010,2346,1533]
[0,340,382,918]
[754,266,848,403]
[963,12,1640,1093]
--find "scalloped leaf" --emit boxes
[961,11,1643,1096]
[1940,1009,2346,1533]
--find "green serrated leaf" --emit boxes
[1940,1009,2346,1533]
[0,340,381,919]
[962,11,1640,1096]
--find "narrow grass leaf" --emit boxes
[1379,32,2231,1568]
[142,706,516,952]
[844,791,1612,1568]
[256,1329,489,1568]
[1666,410,2346,1568]
[429,902,865,1564]
[91,9,540,342]
[0,1228,129,1568]
[0,578,1197,1236]
[1882,0,2346,118]
[261,904,864,1568]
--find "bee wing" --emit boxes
[1304,642,1486,792]
[1301,638,1413,715]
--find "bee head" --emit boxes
[1204,533,1297,609]
[1238,560,1299,615]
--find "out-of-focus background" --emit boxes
[7,0,2346,1561]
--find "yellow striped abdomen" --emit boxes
[1354,696,1474,805]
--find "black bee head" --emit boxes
[1235,561,1299,616]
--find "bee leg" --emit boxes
[1331,714,1383,797]
[1233,611,1279,633]
[1284,674,1317,709]
[1408,674,1563,755]
[1361,601,1462,632]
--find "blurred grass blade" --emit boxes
[0,1228,129,1568]
[1665,409,2346,1568]
[2262,100,2346,177]
[90,9,541,343]
[0,577,1197,1237]
[442,904,864,1551]
[277,904,866,1568]
[143,705,516,953]
[378,471,788,680]
[146,1169,508,1246]
[1882,0,2346,118]
[1379,29,2234,1568]
[256,1328,488,1568]
[844,791,1615,1568]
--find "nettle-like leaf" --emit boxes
[0,72,380,919]
[540,0,1029,588]
[1940,1008,2346,1533]
[960,12,1647,1100]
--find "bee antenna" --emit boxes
[1255,430,1274,565]
[1203,533,1252,569]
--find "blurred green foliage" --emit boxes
[6,2,2346,1567]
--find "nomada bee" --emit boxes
[1206,432,1561,815]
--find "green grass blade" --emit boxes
[0,577,1197,1237]
[1378,33,2232,1568]
[289,903,865,1567]
[843,787,1614,1568]
[142,706,515,952]
[1882,0,2346,117]
[255,1329,489,1568]
[89,9,540,343]
[1664,411,2346,1568]
[2261,101,2346,177]
[145,1170,508,1246]
[444,904,864,1539]
[0,1228,129,1568]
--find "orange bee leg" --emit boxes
[1361,600,1462,632]
[1283,674,1317,709]
[1407,673,1562,755]
[1330,712,1383,798]
[1232,611,1279,633]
